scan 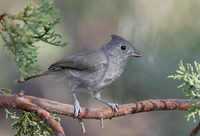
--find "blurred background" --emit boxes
[1,0,200,135]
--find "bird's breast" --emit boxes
[87,62,125,92]
[66,60,126,93]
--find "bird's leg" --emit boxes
[92,92,118,112]
[71,87,81,117]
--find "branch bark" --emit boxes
[0,93,199,135]
[190,122,200,136]
[0,93,65,136]
[0,94,197,119]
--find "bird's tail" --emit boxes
[17,70,51,83]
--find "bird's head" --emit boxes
[103,34,141,60]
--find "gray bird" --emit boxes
[22,34,141,117]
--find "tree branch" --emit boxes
[0,93,199,135]
[0,93,65,136]
[0,93,198,119]
[190,122,200,136]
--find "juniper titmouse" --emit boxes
[22,35,141,117]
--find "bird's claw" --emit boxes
[74,100,81,117]
[108,103,119,112]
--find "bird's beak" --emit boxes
[130,51,141,57]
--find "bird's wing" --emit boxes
[49,49,108,72]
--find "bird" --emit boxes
[21,34,141,117]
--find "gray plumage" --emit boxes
[22,34,141,117]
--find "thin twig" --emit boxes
[78,119,86,133]
[190,122,200,136]
[100,118,104,128]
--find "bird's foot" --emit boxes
[74,100,81,117]
[108,103,119,112]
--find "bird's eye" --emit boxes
[121,45,126,50]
